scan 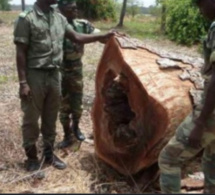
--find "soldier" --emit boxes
[57,0,100,148]
[158,0,215,193]
[14,0,114,174]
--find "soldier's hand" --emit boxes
[188,122,205,148]
[19,83,32,100]
[100,31,116,44]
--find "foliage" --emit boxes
[94,14,161,40]
[148,5,162,17]
[127,5,141,18]
[0,0,11,11]
[126,0,141,18]
[158,0,210,45]
[77,0,116,21]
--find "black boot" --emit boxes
[44,144,67,170]
[58,122,73,149]
[24,145,40,171]
[24,145,45,179]
[58,137,73,149]
[72,121,86,141]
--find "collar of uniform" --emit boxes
[33,3,54,17]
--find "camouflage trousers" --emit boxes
[158,109,215,193]
[59,60,83,125]
[21,68,61,148]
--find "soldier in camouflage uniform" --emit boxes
[14,0,114,174]
[57,0,100,148]
[158,0,215,193]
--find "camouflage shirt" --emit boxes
[202,21,215,80]
[13,3,73,69]
[63,19,95,62]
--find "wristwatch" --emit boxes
[19,80,27,85]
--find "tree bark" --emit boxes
[91,36,204,176]
[161,4,166,33]
[117,0,127,27]
[21,0,25,11]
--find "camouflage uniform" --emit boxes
[158,22,215,193]
[59,19,95,129]
[14,3,73,151]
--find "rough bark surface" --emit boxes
[91,35,204,175]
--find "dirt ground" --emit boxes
[0,23,204,194]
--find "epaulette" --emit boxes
[209,21,215,30]
[19,8,32,18]
[51,4,60,12]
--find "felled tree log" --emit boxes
[91,35,204,175]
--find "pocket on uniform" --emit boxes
[164,144,184,158]
[175,128,189,146]
[31,24,47,40]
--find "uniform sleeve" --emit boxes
[65,23,75,34]
[59,13,74,34]
[13,17,30,45]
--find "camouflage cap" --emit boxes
[57,0,76,6]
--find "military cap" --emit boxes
[57,0,76,6]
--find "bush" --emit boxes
[77,0,116,21]
[0,0,11,11]
[165,0,210,45]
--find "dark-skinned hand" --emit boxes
[19,83,32,101]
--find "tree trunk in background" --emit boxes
[161,4,166,33]
[117,0,127,27]
[21,0,25,11]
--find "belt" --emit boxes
[29,68,59,71]
[64,59,82,65]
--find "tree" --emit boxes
[21,0,25,11]
[92,34,200,178]
[76,0,116,20]
[148,5,162,17]
[156,0,166,33]
[117,0,127,27]
[127,0,141,18]
[0,0,11,11]
[163,0,209,45]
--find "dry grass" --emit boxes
[0,11,203,194]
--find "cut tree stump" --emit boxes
[91,35,204,176]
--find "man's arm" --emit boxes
[188,25,215,148]
[188,64,215,148]
[16,43,31,99]
[65,29,114,44]
[13,13,31,99]
[197,65,215,123]
[16,43,28,83]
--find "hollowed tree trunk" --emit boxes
[91,36,204,175]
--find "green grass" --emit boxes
[0,75,9,84]
[0,74,17,85]
[0,11,163,40]
[94,14,163,40]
